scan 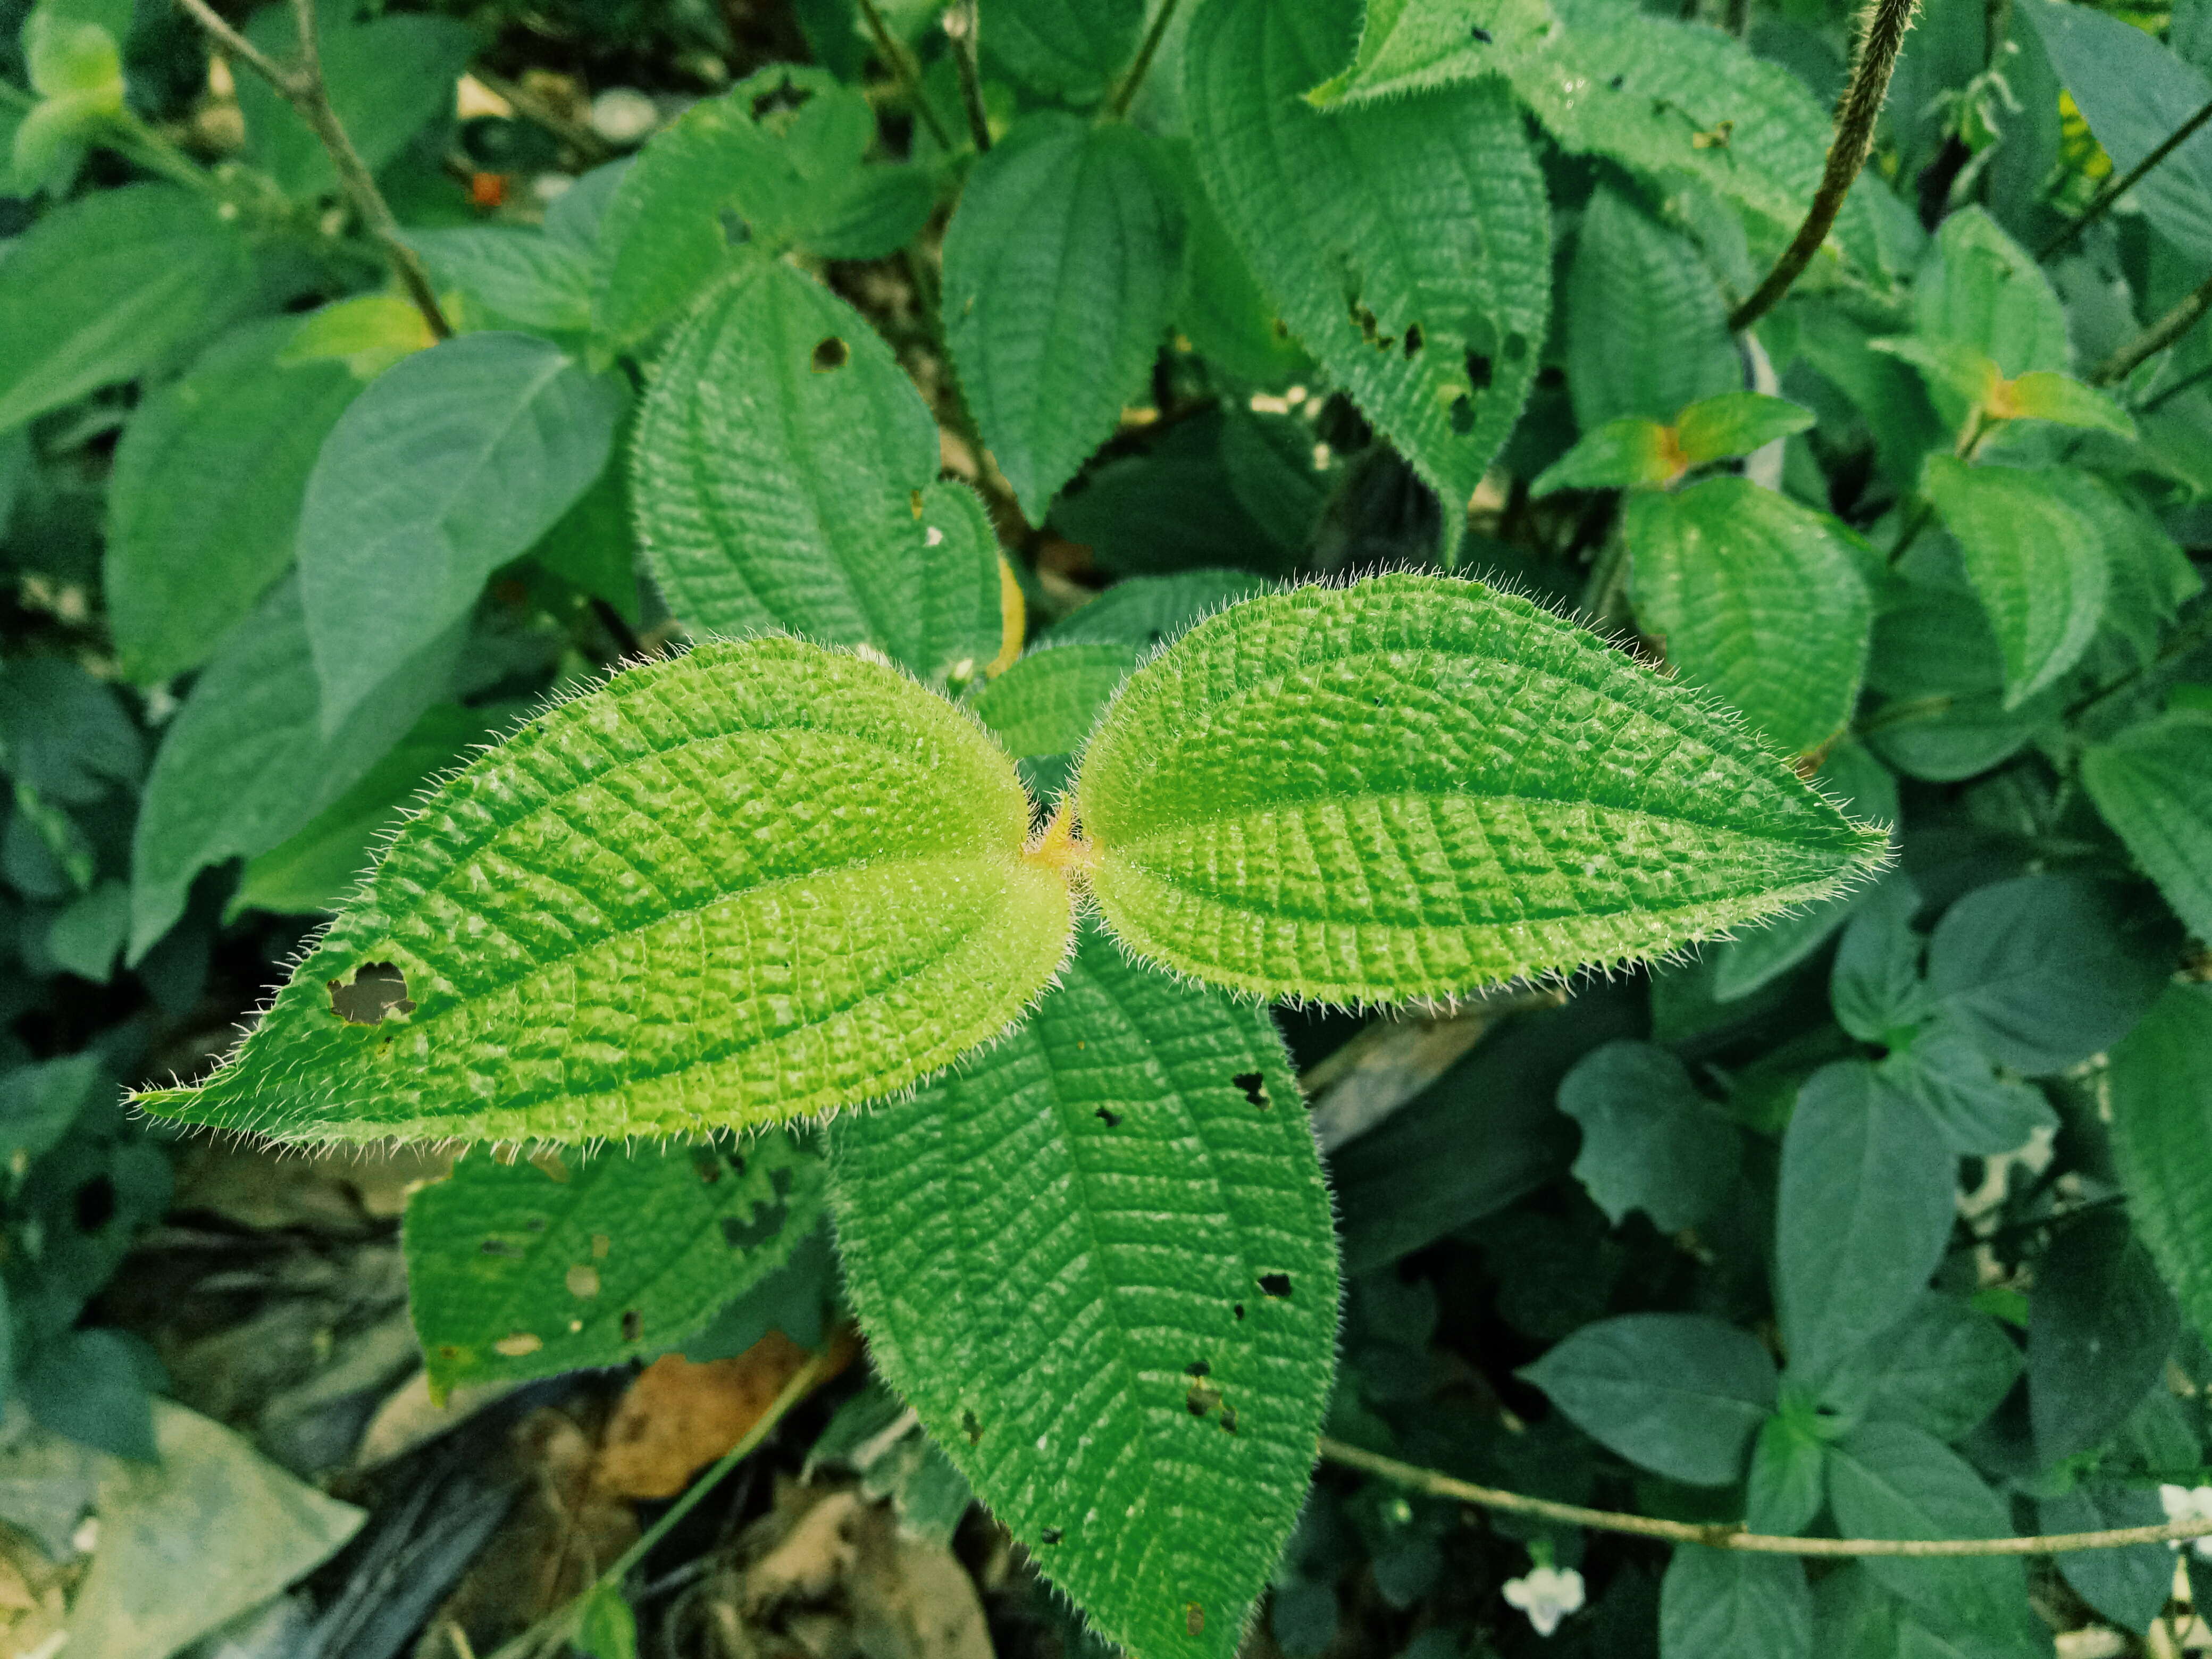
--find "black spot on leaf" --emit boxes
[1470,24,1494,40]
[525,1216,548,1232]
[1260,1272,1293,1298]
[1233,1303,1246,1320]
[480,1237,524,1257]
[1041,1527,1064,1544]
[727,1151,748,1176]
[718,207,751,245]
[812,337,850,372]
[1095,1106,1122,1127]
[961,1410,983,1444]
[621,1309,643,1342]
[692,1147,723,1184]
[1231,1071,1269,1109]
[329,962,414,1025]
[1403,323,1424,359]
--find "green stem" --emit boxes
[2092,266,2212,387]
[483,1344,839,1659]
[1107,0,1184,119]
[856,0,957,154]
[2065,604,2212,725]
[2040,96,2212,262]
[944,0,992,152]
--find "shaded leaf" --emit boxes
[2040,1484,2172,1633]
[1556,1040,1741,1231]
[1519,1312,1776,1485]
[1566,184,1739,431]
[1659,1548,1811,1659]
[1813,1294,2021,1443]
[2082,710,2212,942]
[2029,1208,2178,1463]
[1879,1025,2056,1157]
[2107,985,2212,1343]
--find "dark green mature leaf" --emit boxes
[1913,208,2068,383]
[1879,1026,2056,1157]
[2050,472,2201,671]
[1659,1548,1811,1659]
[1312,0,1846,241]
[105,319,360,685]
[1166,145,1311,388]
[1925,874,2173,1075]
[1519,1313,1776,1485]
[971,643,1140,801]
[1825,1422,2033,1643]
[0,185,248,434]
[405,228,596,333]
[2040,1485,2172,1633]
[1775,1062,1955,1380]
[1076,574,1888,1005]
[2083,711,2212,942]
[127,577,459,962]
[137,638,1075,1144]
[2108,986,2212,1342]
[1566,185,1739,431]
[1921,458,2106,710]
[632,259,1004,683]
[232,7,476,198]
[943,115,1182,518]
[0,658,143,806]
[827,924,1337,1659]
[405,1132,824,1393]
[0,1052,108,1160]
[1626,479,1873,755]
[1556,1041,1741,1231]
[2029,1209,2179,1464]
[1044,570,1273,648]
[1862,579,2057,783]
[299,332,625,732]
[2022,0,2212,264]
[1185,0,1550,558]
[1829,879,1930,1044]
[593,66,929,351]
[982,0,1143,102]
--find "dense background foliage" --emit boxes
[3,0,2212,1653]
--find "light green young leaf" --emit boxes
[1775,1061,1955,1380]
[1556,1041,1741,1231]
[1660,1548,1811,1659]
[1519,1313,1776,1485]
[404,1132,824,1393]
[404,227,596,333]
[970,642,1141,800]
[1673,392,1816,465]
[278,291,437,380]
[1867,336,2002,413]
[1185,0,1550,557]
[2022,0,2212,264]
[298,331,626,733]
[592,66,925,351]
[0,183,248,434]
[1921,456,2106,709]
[2106,986,2212,1342]
[1746,1412,1826,1535]
[942,115,1181,518]
[575,1586,639,1659]
[1998,370,2135,437]
[231,703,493,918]
[1566,184,1739,432]
[1529,417,1678,496]
[1312,0,1845,242]
[1825,1422,2033,1643]
[1912,208,2068,383]
[979,0,1145,103]
[128,576,459,963]
[136,638,1074,1145]
[1626,479,1873,756]
[231,8,477,199]
[13,14,122,188]
[105,319,361,685]
[827,922,1337,1659]
[2083,711,2212,941]
[1076,574,1887,1005]
[633,259,1004,683]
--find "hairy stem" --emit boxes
[173,0,451,340]
[944,0,992,152]
[1321,1438,2212,1556]
[1107,0,1184,119]
[856,0,957,153]
[2041,96,2212,262]
[2092,266,2212,387]
[1730,0,1921,331]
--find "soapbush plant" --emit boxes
[7,0,2212,1652]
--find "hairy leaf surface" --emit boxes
[1922,457,2106,709]
[1076,574,1888,1004]
[1566,185,1739,431]
[827,924,1337,1659]
[137,639,1074,1144]
[2107,986,2212,1342]
[406,1132,824,1393]
[1627,480,1873,756]
[980,0,1144,102]
[1185,0,1549,553]
[942,115,1182,518]
[632,259,1003,683]
[2082,711,2212,942]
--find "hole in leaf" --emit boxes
[750,76,811,120]
[1041,1527,1063,1545]
[1186,1605,1205,1638]
[1471,23,1494,40]
[1231,1071,1269,1109]
[480,1238,524,1258]
[721,1203,788,1251]
[566,1264,601,1297]
[961,1410,983,1445]
[1095,1107,1122,1128]
[494,1332,542,1357]
[1403,323,1424,359]
[1186,1382,1222,1417]
[812,336,850,373]
[73,1175,115,1232]
[1186,1360,1211,1377]
[1466,351,1494,390]
[1221,1406,1238,1434]
[1260,1272,1292,1298]
[1233,1303,1246,1320]
[1448,395,1476,435]
[621,1310,643,1342]
[329,962,415,1025]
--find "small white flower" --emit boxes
[1503,1564,1586,1637]
[2159,1484,2212,1559]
